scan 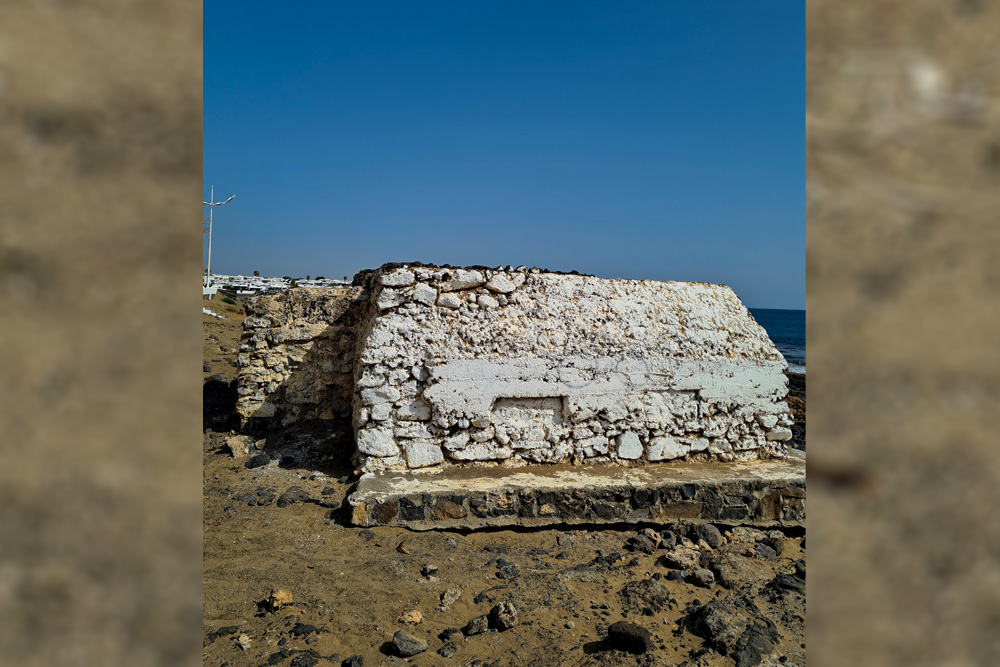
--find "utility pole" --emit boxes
[203,185,235,287]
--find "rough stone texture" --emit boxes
[349,457,805,530]
[348,264,793,473]
[235,265,795,477]
[235,287,369,430]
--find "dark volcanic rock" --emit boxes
[391,630,428,657]
[607,621,653,654]
[463,615,489,636]
[754,543,778,559]
[289,622,322,637]
[496,562,520,580]
[342,656,363,667]
[245,453,271,469]
[625,535,656,554]
[241,487,275,506]
[691,523,723,549]
[277,485,310,508]
[489,601,518,631]
[290,655,318,667]
[684,594,780,667]
[437,641,457,658]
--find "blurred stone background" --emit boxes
[809,0,1000,665]
[0,2,202,666]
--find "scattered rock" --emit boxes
[236,633,251,650]
[489,601,518,631]
[440,588,462,607]
[276,486,311,508]
[496,561,520,580]
[666,570,686,583]
[398,609,423,625]
[268,588,293,611]
[640,528,662,548]
[439,628,462,641]
[658,530,678,549]
[225,435,253,458]
[290,654,318,667]
[203,363,211,372]
[422,564,439,577]
[606,621,653,654]
[463,615,489,636]
[754,543,777,559]
[684,594,780,667]
[762,532,784,556]
[691,569,716,588]
[626,535,656,554]
[342,657,363,667]
[437,641,458,658]
[245,453,271,469]
[321,486,337,496]
[391,630,428,657]
[557,534,574,547]
[660,546,701,570]
[289,622,322,637]
[691,524,723,549]
[565,621,575,629]
[396,541,410,554]
[242,487,276,506]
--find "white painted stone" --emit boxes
[380,270,415,287]
[359,386,401,406]
[401,440,444,468]
[579,436,609,455]
[647,436,687,461]
[484,274,521,293]
[756,414,779,429]
[441,269,485,292]
[471,426,495,442]
[376,288,405,310]
[397,399,431,421]
[449,442,512,461]
[766,427,793,442]
[616,432,643,459]
[437,293,462,309]
[356,428,399,456]
[395,423,434,438]
[443,432,470,450]
[413,283,437,306]
[370,404,391,421]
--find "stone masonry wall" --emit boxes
[350,265,794,474]
[235,287,370,430]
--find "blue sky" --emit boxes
[205,2,803,309]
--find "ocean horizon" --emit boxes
[748,308,805,375]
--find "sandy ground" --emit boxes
[203,297,806,667]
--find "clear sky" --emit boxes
[205,2,803,309]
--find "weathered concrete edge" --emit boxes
[348,455,805,531]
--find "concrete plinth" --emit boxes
[348,453,805,531]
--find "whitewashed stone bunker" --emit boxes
[236,264,795,476]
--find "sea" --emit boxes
[748,308,805,375]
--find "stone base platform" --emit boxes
[348,453,805,531]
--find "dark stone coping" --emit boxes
[348,454,805,530]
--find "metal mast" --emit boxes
[203,185,235,287]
